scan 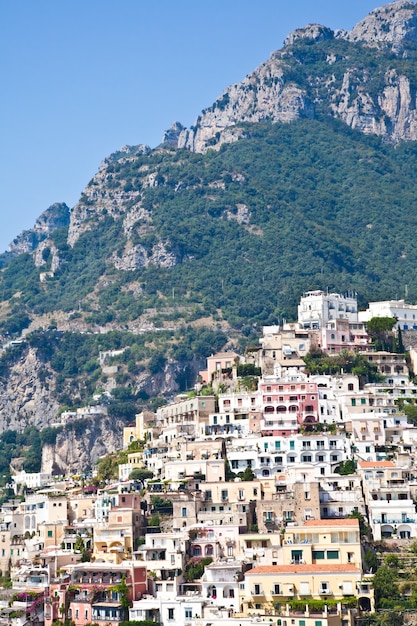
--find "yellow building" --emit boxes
[242,562,373,616]
[123,410,157,448]
[282,519,362,568]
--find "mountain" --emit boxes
[1,1,417,473]
[178,0,417,151]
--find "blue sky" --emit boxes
[0,0,385,252]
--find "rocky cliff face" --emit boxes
[7,203,70,256]
[41,415,124,475]
[0,345,59,432]
[177,1,417,153]
[347,1,417,49]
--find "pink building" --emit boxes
[198,351,241,385]
[317,319,371,353]
[45,563,147,626]
[260,378,319,436]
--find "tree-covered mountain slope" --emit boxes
[2,118,417,339]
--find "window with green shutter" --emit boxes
[327,550,339,559]
[312,550,325,559]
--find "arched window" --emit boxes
[264,406,274,413]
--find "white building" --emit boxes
[359,460,417,540]
[359,299,417,330]
[298,291,358,330]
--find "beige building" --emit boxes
[257,325,311,375]
[257,482,321,533]
[93,496,144,563]
[156,394,216,439]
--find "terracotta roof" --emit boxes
[358,461,395,468]
[303,519,359,527]
[247,564,361,575]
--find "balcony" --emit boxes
[251,587,264,596]
[373,518,415,524]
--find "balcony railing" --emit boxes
[373,518,415,524]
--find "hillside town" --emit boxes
[3,291,417,626]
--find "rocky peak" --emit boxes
[347,1,417,50]
[284,24,334,46]
[7,203,70,256]
[161,121,186,148]
[177,0,417,153]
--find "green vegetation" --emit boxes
[3,115,417,334]
[304,349,382,385]
[366,317,398,351]
[150,496,174,515]
[184,556,213,582]
[335,459,356,475]
[129,468,154,482]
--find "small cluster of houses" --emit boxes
[2,292,417,626]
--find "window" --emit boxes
[361,398,366,405]
[290,441,295,450]
[275,441,281,450]
[274,583,281,594]
[351,399,356,406]
[47,530,53,537]
[168,608,174,620]
[231,460,239,469]
[185,608,192,619]
[182,507,187,517]
[312,550,325,559]
[327,550,339,559]
[221,490,228,502]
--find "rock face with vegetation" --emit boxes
[41,416,125,476]
[5,203,70,259]
[178,1,417,151]
[2,1,417,473]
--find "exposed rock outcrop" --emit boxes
[177,56,314,153]
[0,346,59,432]
[347,1,417,49]
[7,203,70,256]
[41,416,124,475]
[177,1,417,153]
